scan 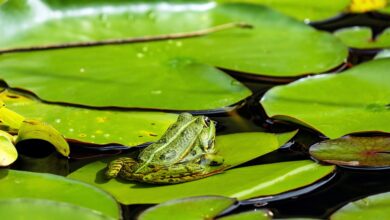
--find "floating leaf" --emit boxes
[0,130,17,166]
[0,89,177,145]
[138,196,236,220]
[334,27,390,49]
[0,2,346,111]
[217,0,350,22]
[330,191,390,220]
[69,151,334,205]
[16,119,70,157]
[0,169,120,219]
[310,136,390,167]
[218,210,271,220]
[375,49,390,59]
[348,0,387,13]
[0,198,115,220]
[0,104,24,131]
[261,58,390,139]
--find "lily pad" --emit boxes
[69,145,334,205]
[0,130,17,166]
[330,191,390,220]
[217,0,350,22]
[16,119,70,157]
[0,2,346,111]
[0,89,178,145]
[310,136,390,167]
[334,27,390,49]
[260,58,390,139]
[374,49,390,59]
[0,169,120,219]
[138,196,236,220]
[218,210,271,220]
[0,198,115,220]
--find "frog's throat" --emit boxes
[136,117,198,172]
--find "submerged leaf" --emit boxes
[0,169,120,219]
[310,136,390,167]
[16,119,70,157]
[0,130,17,166]
[138,196,236,220]
[261,58,390,138]
[0,198,115,220]
[331,191,390,220]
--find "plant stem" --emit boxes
[0,22,252,54]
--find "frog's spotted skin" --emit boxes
[105,113,224,184]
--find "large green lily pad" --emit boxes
[0,89,177,145]
[331,191,390,220]
[138,196,236,220]
[69,141,334,205]
[0,169,120,219]
[260,58,390,139]
[0,198,115,220]
[218,210,271,220]
[310,136,390,167]
[334,27,390,49]
[217,0,350,22]
[0,2,346,110]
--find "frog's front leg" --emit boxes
[105,157,138,179]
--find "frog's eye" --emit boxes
[204,117,211,127]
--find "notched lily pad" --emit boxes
[334,27,390,49]
[331,191,390,220]
[69,158,334,205]
[138,196,236,220]
[260,58,390,139]
[310,136,390,167]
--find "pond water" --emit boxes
[8,12,390,219]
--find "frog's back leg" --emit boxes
[141,163,225,184]
[105,157,137,179]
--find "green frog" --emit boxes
[105,113,225,184]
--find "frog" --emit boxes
[105,112,225,184]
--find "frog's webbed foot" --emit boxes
[105,157,137,179]
[203,154,224,166]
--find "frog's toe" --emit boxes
[105,157,136,179]
[203,154,224,166]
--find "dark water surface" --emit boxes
[11,12,390,219]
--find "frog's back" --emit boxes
[138,113,202,165]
